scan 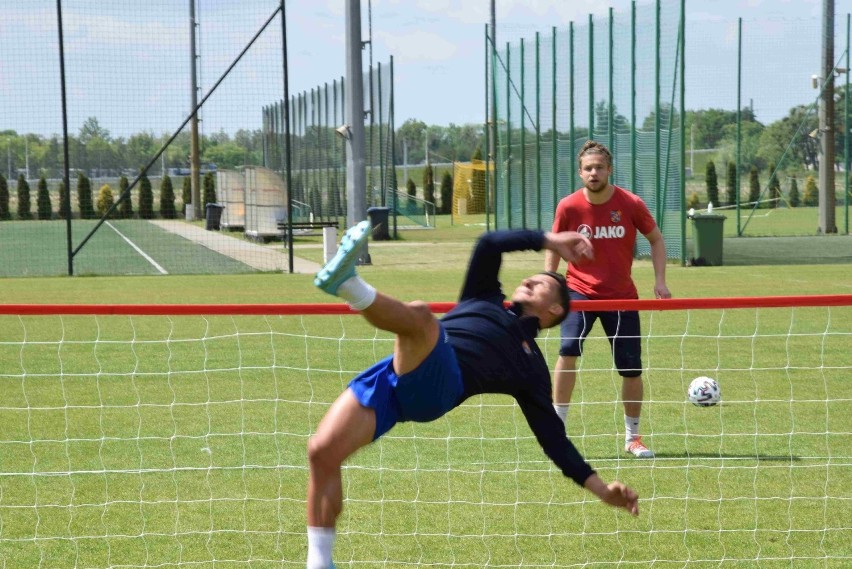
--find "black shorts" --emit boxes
[559,290,643,377]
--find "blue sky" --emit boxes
[0,0,839,139]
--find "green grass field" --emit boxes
[0,219,851,568]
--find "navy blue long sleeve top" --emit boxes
[440,230,595,487]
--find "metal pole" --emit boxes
[535,32,541,230]
[190,0,202,220]
[490,0,496,230]
[56,0,73,276]
[485,23,491,231]
[608,7,614,160]
[570,22,576,192]
[552,26,557,213]
[520,38,526,229]
[588,14,594,139]
[680,0,686,265]
[345,0,369,261]
[506,41,512,228]
[655,0,661,223]
[736,18,742,235]
[377,62,385,207]
[631,1,636,197]
[281,0,294,272]
[390,56,398,237]
[845,12,850,234]
[818,0,837,233]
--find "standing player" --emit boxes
[545,140,671,458]
[306,220,639,569]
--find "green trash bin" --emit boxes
[691,214,725,266]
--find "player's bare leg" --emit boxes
[306,390,376,568]
[623,375,653,458]
[553,355,578,424]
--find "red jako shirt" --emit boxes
[551,185,657,300]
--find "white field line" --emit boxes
[105,221,168,274]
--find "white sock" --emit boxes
[553,404,569,424]
[625,415,640,442]
[336,276,377,311]
[307,526,336,569]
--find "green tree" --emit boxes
[725,161,737,206]
[159,174,176,219]
[717,120,766,173]
[0,174,9,220]
[181,176,191,214]
[802,175,818,206]
[138,171,153,219]
[202,172,216,208]
[77,173,95,219]
[767,163,781,208]
[17,174,32,220]
[705,160,719,207]
[788,175,800,207]
[37,176,52,219]
[685,108,747,149]
[406,177,416,199]
[96,184,114,216]
[202,141,246,169]
[58,180,69,219]
[396,118,428,164]
[118,175,133,218]
[440,171,453,214]
[422,163,435,205]
[748,166,761,207]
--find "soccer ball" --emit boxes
[687,376,721,407]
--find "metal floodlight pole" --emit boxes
[56,0,73,276]
[190,0,202,220]
[281,0,294,273]
[818,0,837,233]
[345,0,369,262]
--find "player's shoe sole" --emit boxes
[625,437,654,458]
[314,220,371,296]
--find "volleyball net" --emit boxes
[0,295,850,567]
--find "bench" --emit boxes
[277,220,340,231]
[276,220,340,241]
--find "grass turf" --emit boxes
[0,218,850,567]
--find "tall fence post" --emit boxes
[551,26,558,214]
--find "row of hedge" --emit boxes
[0,172,217,221]
[697,160,821,209]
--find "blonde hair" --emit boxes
[577,140,613,168]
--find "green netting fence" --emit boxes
[262,59,395,230]
[489,2,685,261]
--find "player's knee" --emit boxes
[405,300,438,331]
[307,433,340,472]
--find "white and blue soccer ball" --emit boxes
[687,376,721,407]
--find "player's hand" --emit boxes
[584,474,639,516]
[544,231,594,264]
[654,283,671,299]
[599,481,639,516]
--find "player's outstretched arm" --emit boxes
[583,473,639,516]
[542,231,594,265]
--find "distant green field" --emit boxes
[0,220,254,277]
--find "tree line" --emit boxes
[1,86,847,188]
[0,170,217,221]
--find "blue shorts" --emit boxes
[348,324,463,440]
[559,290,643,377]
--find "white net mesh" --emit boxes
[0,298,850,567]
